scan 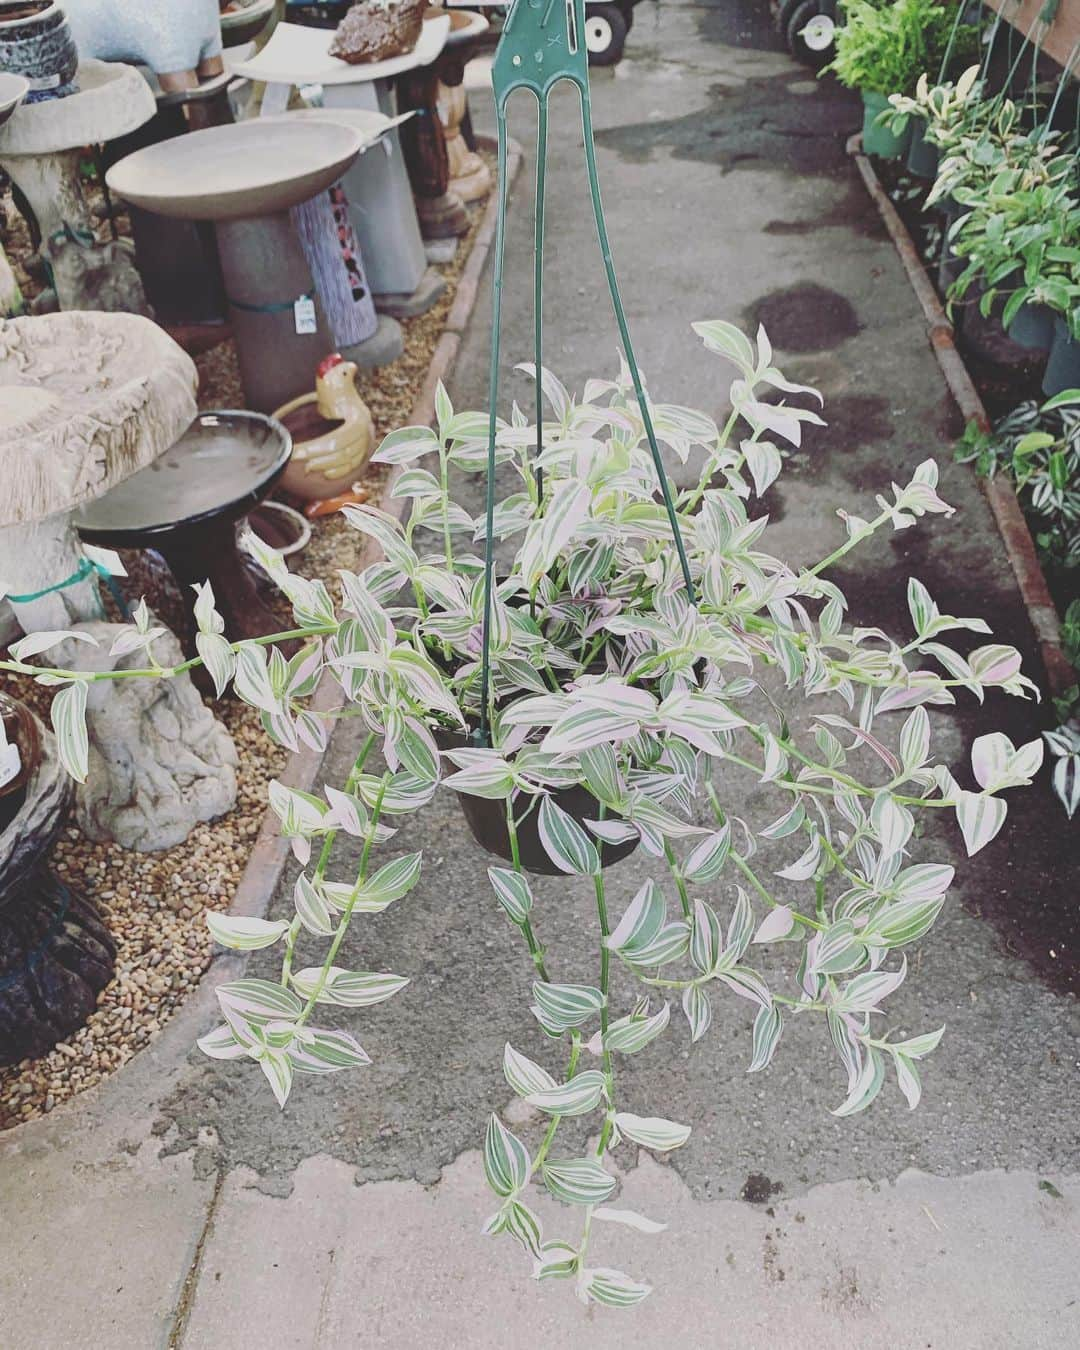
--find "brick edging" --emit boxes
[0,137,524,1147]
[848,133,1074,698]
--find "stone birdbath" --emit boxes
[229,13,451,318]
[0,59,156,313]
[0,692,115,1065]
[106,117,365,414]
[0,312,239,854]
[73,409,293,647]
[0,310,197,634]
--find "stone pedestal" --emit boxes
[440,78,491,203]
[0,60,157,313]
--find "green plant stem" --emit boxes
[593,854,615,1156]
[505,799,551,982]
[705,782,824,932]
[280,733,377,988]
[438,441,455,574]
[530,1032,582,1177]
[663,841,692,919]
[805,511,890,578]
[295,770,389,1025]
[1,624,339,685]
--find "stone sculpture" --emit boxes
[70,622,238,853]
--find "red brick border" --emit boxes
[848,134,1074,698]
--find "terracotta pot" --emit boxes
[0,0,77,102]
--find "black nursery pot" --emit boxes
[435,727,638,875]
[905,122,939,180]
[1006,300,1055,352]
[1042,316,1080,398]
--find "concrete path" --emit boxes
[2,4,1077,1347]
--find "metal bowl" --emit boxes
[74,410,292,542]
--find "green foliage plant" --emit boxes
[0,320,1045,1308]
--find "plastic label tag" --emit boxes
[0,740,20,791]
[294,295,317,335]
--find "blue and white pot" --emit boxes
[0,2,78,103]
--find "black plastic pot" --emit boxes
[937,198,963,295]
[435,727,638,875]
[1006,300,1055,352]
[0,1,77,103]
[1042,316,1080,397]
[905,122,939,180]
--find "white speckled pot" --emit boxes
[0,2,78,102]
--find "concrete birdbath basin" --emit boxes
[107,118,366,412]
[220,0,277,49]
[74,410,293,647]
[0,310,198,635]
[229,16,450,314]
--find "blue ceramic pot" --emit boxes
[0,1,78,102]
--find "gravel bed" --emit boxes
[0,156,494,1130]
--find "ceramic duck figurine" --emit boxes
[273,353,376,513]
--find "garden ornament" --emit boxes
[0,312,239,852]
[62,0,224,91]
[273,352,376,508]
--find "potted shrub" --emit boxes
[827,0,977,161]
[3,316,1046,1304]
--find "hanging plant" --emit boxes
[1,315,1045,1306]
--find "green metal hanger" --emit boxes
[478,0,695,740]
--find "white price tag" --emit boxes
[294,295,317,335]
[0,740,21,791]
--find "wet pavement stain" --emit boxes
[763,180,888,240]
[594,72,859,174]
[742,1171,784,1204]
[800,391,895,459]
[746,282,861,353]
[694,0,788,52]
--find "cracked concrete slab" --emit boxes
[0,1125,214,1349]
[178,1152,1078,1350]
